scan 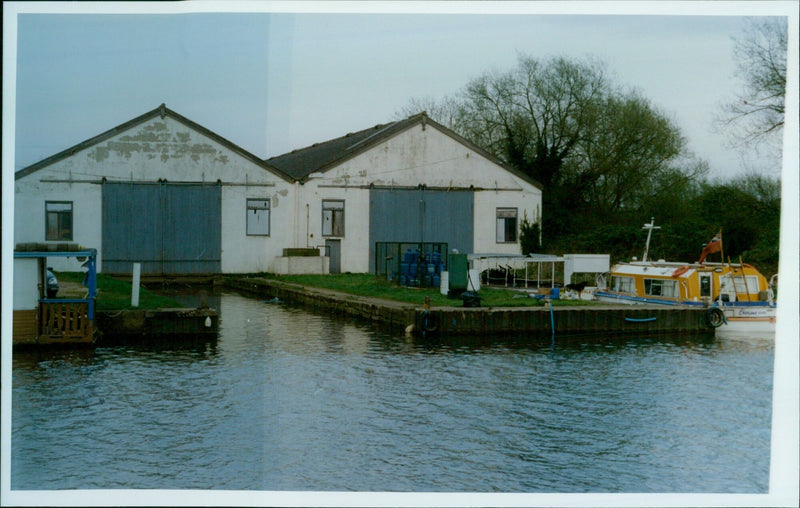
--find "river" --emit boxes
[11,289,773,493]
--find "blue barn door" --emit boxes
[102,182,221,275]
[368,188,473,273]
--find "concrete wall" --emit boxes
[15,115,293,273]
[298,123,542,272]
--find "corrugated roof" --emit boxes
[15,103,292,182]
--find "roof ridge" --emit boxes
[16,103,293,182]
[344,119,405,152]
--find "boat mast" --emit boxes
[641,217,660,263]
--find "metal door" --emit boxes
[368,188,473,272]
[326,239,341,274]
[102,182,221,274]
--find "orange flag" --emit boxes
[698,231,722,263]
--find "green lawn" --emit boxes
[56,272,182,310]
[253,273,599,308]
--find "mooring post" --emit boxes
[131,262,141,307]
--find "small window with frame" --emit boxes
[45,201,73,241]
[246,198,270,236]
[322,200,345,237]
[496,208,518,243]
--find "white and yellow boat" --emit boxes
[594,219,777,334]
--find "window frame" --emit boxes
[495,207,518,243]
[45,201,73,241]
[611,275,636,294]
[644,278,680,298]
[246,198,271,236]
[322,199,345,238]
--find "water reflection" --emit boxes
[11,290,773,493]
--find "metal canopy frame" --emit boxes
[14,249,98,320]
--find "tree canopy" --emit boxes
[401,54,709,242]
[399,52,781,275]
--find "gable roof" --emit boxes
[15,103,292,182]
[266,115,420,181]
[267,113,543,190]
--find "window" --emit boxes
[322,200,345,237]
[611,276,636,294]
[246,198,270,236]
[730,275,760,295]
[644,278,679,298]
[45,201,73,241]
[699,274,712,297]
[496,208,518,243]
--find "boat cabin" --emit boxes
[607,260,772,305]
[13,244,98,346]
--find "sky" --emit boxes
[3,3,800,506]
[4,1,797,180]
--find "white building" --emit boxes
[14,104,542,275]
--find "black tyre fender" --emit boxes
[706,307,725,328]
[418,310,438,333]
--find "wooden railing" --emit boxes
[39,301,94,343]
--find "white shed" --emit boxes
[15,106,543,276]
[267,113,543,274]
[14,104,294,275]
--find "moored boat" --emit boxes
[594,218,777,334]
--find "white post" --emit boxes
[131,263,141,307]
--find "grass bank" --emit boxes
[253,273,599,308]
[56,272,182,310]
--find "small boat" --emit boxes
[594,218,777,334]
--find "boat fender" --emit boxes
[417,310,438,334]
[672,266,690,277]
[706,307,726,328]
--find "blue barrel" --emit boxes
[432,251,441,264]
[433,275,440,288]
[427,263,435,274]
[551,287,560,299]
[409,263,418,277]
[400,263,409,276]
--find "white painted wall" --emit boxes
[473,189,540,255]
[14,180,103,272]
[298,123,543,272]
[14,115,293,273]
[15,116,542,275]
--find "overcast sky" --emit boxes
[5,1,798,180]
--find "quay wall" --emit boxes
[223,277,418,332]
[223,277,713,336]
[95,308,219,343]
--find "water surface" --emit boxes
[12,290,773,492]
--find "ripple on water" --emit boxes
[12,291,773,493]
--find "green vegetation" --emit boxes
[57,272,182,310]
[256,273,598,308]
[401,51,782,277]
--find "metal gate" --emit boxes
[102,182,221,275]
[368,188,473,273]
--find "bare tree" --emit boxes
[398,54,708,243]
[718,18,787,147]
